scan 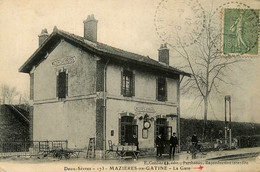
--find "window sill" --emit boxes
[122,95,134,98]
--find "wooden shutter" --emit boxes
[58,72,66,98]
[56,74,59,97]
[165,126,172,141]
[165,78,167,101]
[66,73,68,96]
[132,125,138,138]
[156,77,158,100]
[154,120,157,147]
[119,118,121,144]
[121,71,123,95]
[30,73,34,100]
[132,73,135,96]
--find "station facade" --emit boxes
[19,15,190,157]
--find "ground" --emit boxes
[0,147,259,172]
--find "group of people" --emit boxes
[155,132,199,160]
[155,132,178,159]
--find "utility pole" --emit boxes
[224,97,227,144]
[225,95,231,149]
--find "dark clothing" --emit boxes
[169,146,176,159]
[169,136,178,159]
[191,135,198,147]
[157,146,163,157]
[170,136,178,146]
[156,136,164,147]
[155,136,164,157]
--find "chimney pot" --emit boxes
[53,26,58,32]
[38,28,49,46]
[83,14,98,42]
[158,43,169,65]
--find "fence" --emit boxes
[0,140,68,158]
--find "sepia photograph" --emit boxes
[0,0,259,171]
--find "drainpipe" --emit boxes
[103,59,110,157]
[177,75,184,153]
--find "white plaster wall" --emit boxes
[106,99,177,149]
[33,40,97,149]
[34,57,56,100]
[135,70,156,100]
[34,40,97,101]
[34,99,96,149]
[106,63,178,104]
[167,78,178,103]
[106,63,121,96]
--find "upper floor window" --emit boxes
[57,71,68,99]
[121,69,135,97]
[157,77,167,101]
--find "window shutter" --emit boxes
[154,120,157,147]
[156,77,158,100]
[30,73,34,100]
[133,119,137,125]
[165,79,167,101]
[119,118,121,144]
[133,125,138,138]
[58,72,66,98]
[166,126,172,141]
[132,73,135,96]
[66,73,68,96]
[121,71,123,95]
[56,74,59,97]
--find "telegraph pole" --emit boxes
[229,96,232,149]
[224,97,227,144]
[225,95,231,149]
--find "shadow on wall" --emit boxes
[0,104,31,141]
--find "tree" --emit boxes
[0,84,19,104]
[173,12,242,140]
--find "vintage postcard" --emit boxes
[0,0,259,171]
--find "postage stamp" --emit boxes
[221,8,259,56]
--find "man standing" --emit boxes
[191,132,198,147]
[155,133,164,158]
[169,132,178,160]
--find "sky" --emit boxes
[0,0,259,123]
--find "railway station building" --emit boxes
[19,14,190,157]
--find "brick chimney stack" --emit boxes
[38,28,49,46]
[158,43,169,65]
[83,14,98,42]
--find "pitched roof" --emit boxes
[19,28,191,77]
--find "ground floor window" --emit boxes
[120,116,138,145]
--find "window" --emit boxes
[121,70,135,97]
[157,77,167,101]
[57,71,68,99]
[30,73,34,100]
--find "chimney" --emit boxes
[38,28,49,46]
[158,43,169,65]
[83,14,98,42]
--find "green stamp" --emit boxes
[222,9,259,56]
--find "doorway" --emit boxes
[120,116,138,146]
[155,118,172,154]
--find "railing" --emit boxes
[0,140,68,157]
